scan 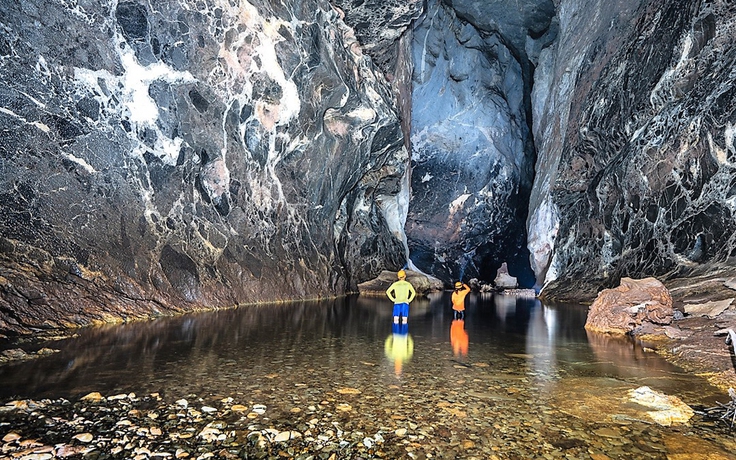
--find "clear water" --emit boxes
[1,292,735,458]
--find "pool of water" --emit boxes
[1,292,735,458]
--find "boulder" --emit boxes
[494,262,519,289]
[584,277,674,335]
[357,270,443,298]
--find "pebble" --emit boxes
[3,432,20,442]
[71,433,93,443]
[0,368,733,459]
[80,392,104,403]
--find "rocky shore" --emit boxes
[1,392,404,460]
[1,373,735,459]
[591,274,736,393]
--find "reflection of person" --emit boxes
[386,270,416,324]
[450,319,468,357]
[451,281,470,319]
[384,322,413,376]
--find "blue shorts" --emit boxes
[393,302,409,318]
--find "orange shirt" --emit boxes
[451,284,470,311]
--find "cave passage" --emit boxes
[0,294,731,457]
[406,0,545,287]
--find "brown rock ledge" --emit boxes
[637,274,736,392]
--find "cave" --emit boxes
[3,2,736,456]
[1,0,736,332]
[404,0,554,287]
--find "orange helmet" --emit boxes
[397,269,406,279]
[454,281,463,289]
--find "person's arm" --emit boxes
[463,283,470,291]
[407,283,416,303]
[386,284,396,302]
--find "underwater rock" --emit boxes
[627,386,694,426]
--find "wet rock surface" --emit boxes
[1,366,735,459]
[590,274,736,392]
[584,277,674,335]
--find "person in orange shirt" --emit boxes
[451,281,470,319]
[450,319,468,357]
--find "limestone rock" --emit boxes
[529,0,736,300]
[627,386,694,426]
[663,326,692,340]
[0,0,409,333]
[683,299,734,319]
[494,262,519,289]
[406,0,543,284]
[585,277,674,335]
[357,270,443,297]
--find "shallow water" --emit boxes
[1,292,735,458]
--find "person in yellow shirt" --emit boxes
[386,269,416,324]
[451,281,470,319]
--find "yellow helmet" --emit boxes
[397,269,406,279]
[454,281,463,289]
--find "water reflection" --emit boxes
[493,293,517,322]
[384,322,413,376]
[0,293,726,409]
[450,319,468,357]
[2,293,734,457]
[525,300,557,387]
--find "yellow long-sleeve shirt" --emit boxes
[386,280,416,304]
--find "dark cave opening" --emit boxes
[404,0,552,289]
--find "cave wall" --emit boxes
[0,0,408,333]
[529,0,736,300]
[406,0,554,284]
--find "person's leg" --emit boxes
[393,303,400,324]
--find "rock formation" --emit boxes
[0,0,409,333]
[528,0,736,300]
[2,0,736,333]
[405,0,554,284]
[356,269,443,298]
[584,277,674,335]
[494,262,519,289]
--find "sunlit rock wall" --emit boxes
[406,0,554,284]
[0,0,408,333]
[529,0,736,300]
